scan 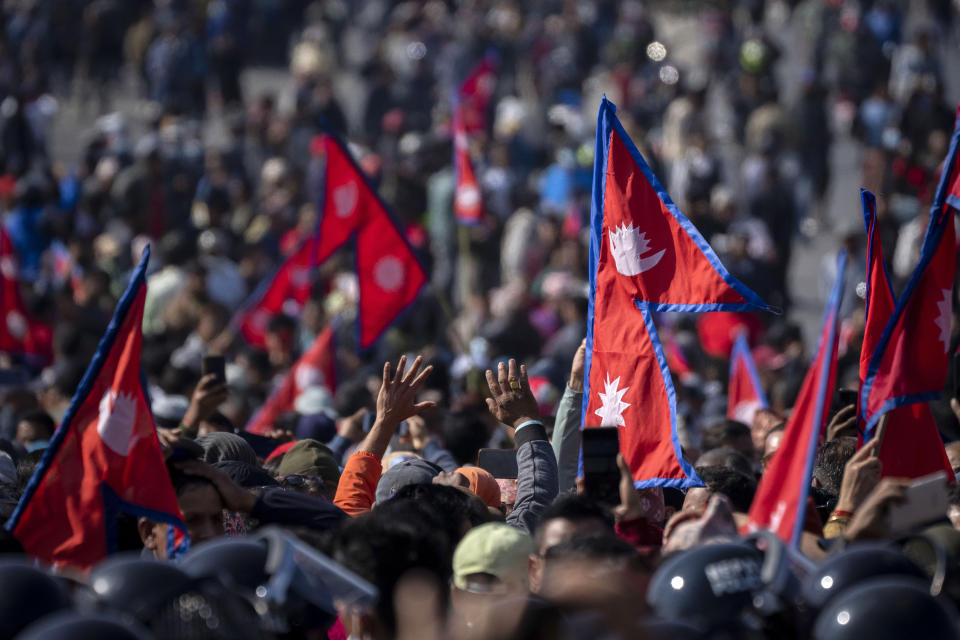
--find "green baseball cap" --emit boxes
[453,523,533,591]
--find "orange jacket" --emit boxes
[333,451,381,516]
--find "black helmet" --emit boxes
[17,612,150,640]
[647,543,764,631]
[801,543,926,612]
[813,576,959,640]
[180,537,269,592]
[86,553,195,620]
[0,560,71,637]
[86,552,260,640]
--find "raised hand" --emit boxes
[569,339,587,392]
[826,404,857,441]
[484,358,540,429]
[182,373,228,431]
[376,355,436,428]
[835,436,883,514]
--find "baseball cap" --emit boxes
[453,523,533,592]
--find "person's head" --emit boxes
[453,523,532,597]
[197,410,236,436]
[530,494,614,592]
[751,409,781,454]
[384,483,493,545]
[14,410,55,449]
[334,511,450,639]
[945,441,960,479]
[701,419,754,459]
[683,466,756,513]
[196,431,256,465]
[276,439,340,501]
[433,466,502,510]
[375,458,442,503]
[812,437,857,495]
[138,471,224,557]
[694,446,755,478]
[540,535,653,632]
[443,411,490,466]
[762,423,786,470]
[265,315,297,367]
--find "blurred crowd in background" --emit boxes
[1,0,960,638]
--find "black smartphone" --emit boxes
[201,355,226,385]
[582,427,621,506]
[835,389,858,410]
[477,448,518,479]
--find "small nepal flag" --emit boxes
[727,331,770,425]
[745,251,846,546]
[859,107,960,439]
[355,205,428,350]
[237,238,317,348]
[452,100,484,225]
[583,97,773,488]
[457,53,498,134]
[246,326,337,435]
[6,247,189,568]
[857,189,952,480]
[933,101,960,213]
[0,227,52,364]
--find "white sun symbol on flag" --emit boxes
[594,374,630,426]
[936,288,952,354]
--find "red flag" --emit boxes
[246,326,337,435]
[860,189,957,438]
[355,206,427,350]
[0,227,52,363]
[744,252,846,546]
[583,98,772,488]
[457,54,497,134]
[237,237,315,348]
[857,189,952,479]
[315,135,371,263]
[727,331,769,424]
[453,102,484,225]
[661,326,694,383]
[6,247,188,568]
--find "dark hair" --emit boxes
[384,483,493,542]
[16,409,56,439]
[701,420,751,453]
[813,437,857,495]
[534,494,613,550]
[443,411,489,466]
[169,469,217,498]
[202,410,234,432]
[267,314,297,334]
[695,446,755,478]
[334,512,450,637]
[544,534,639,564]
[695,466,757,513]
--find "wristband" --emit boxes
[830,509,854,519]
[514,420,542,434]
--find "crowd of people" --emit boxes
[1,0,960,638]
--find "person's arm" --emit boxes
[176,459,346,530]
[484,359,559,533]
[335,355,437,514]
[552,339,585,493]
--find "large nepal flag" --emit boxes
[583,98,773,488]
[859,115,959,439]
[857,189,952,479]
[0,227,52,364]
[452,99,484,225]
[727,331,769,425]
[246,326,337,435]
[6,247,188,569]
[745,251,846,546]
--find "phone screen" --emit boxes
[582,427,621,505]
[202,355,226,384]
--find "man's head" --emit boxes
[701,420,754,459]
[812,437,857,495]
[275,439,341,501]
[15,410,55,450]
[762,424,786,470]
[695,446,755,478]
[138,471,224,558]
[453,523,532,595]
[945,441,960,480]
[683,466,756,514]
[530,495,614,593]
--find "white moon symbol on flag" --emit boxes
[97,390,138,456]
[609,223,666,276]
[334,182,358,218]
[456,185,480,210]
[374,256,405,292]
[296,364,325,391]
